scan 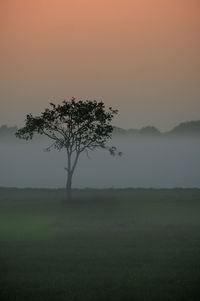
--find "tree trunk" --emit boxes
[65,151,79,200]
[66,172,72,200]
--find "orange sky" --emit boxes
[1,0,200,130]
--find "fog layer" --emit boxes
[0,138,200,188]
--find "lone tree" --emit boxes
[16,98,120,199]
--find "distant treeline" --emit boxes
[0,125,18,140]
[113,120,200,137]
[1,121,200,141]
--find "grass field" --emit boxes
[0,188,200,301]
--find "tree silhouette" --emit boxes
[16,98,120,198]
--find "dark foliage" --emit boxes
[16,98,119,197]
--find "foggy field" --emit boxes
[1,137,200,189]
[0,188,200,301]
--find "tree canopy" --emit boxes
[16,98,120,198]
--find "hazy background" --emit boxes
[1,0,200,189]
[1,0,200,131]
[1,137,200,188]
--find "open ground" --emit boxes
[0,188,200,301]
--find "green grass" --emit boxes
[0,188,200,300]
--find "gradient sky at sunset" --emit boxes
[1,0,200,130]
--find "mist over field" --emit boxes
[1,137,200,189]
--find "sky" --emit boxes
[1,0,200,131]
